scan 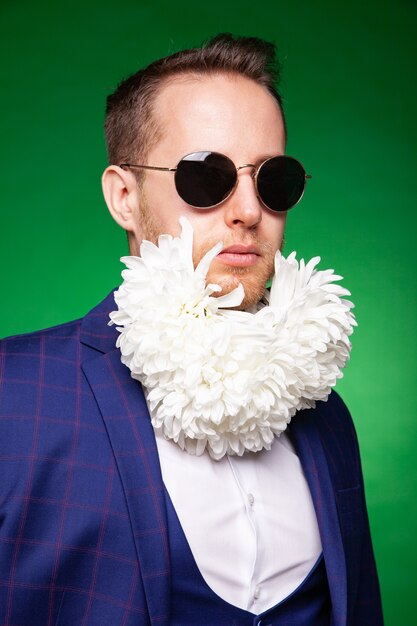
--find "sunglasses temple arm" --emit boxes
[120,163,177,172]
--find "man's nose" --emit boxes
[223,167,263,228]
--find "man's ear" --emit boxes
[102,165,141,239]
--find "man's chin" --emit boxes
[207,271,268,310]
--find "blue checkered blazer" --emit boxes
[0,293,383,625]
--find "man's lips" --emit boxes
[216,244,261,267]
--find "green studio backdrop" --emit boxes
[1,1,416,624]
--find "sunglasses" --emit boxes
[120,151,311,213]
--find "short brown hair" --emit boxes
[104,33,285,167]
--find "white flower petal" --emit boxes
[215,283,245,309]
[110,217,356,460]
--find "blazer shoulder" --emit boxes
[316,389,357,438]
[1,317,82,362]
[1,316,83,342]
[312,390,362,488]
[0,319,84,422]
[0,317,95,477]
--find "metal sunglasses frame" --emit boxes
[120,151,312,212]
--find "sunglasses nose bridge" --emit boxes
[236,163,256,175]
[231,163,263,211]
[235,164,257,191]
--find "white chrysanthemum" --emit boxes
[110,217,356,460]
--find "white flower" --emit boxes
[110,217,356,460]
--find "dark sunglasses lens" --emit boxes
[257,156,306,212]
[175,152,237,208]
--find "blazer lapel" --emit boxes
[80,294,170,625]
[290,411,348,626]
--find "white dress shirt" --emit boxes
[155,429,322,614]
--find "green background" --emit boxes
[1,1,416,623]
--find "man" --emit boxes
[0,34,383,625]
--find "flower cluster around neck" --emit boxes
[109,217,356,461]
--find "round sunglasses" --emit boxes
[120,151,311,213]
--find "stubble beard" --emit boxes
[136,199,279,310]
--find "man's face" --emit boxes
[133,73,287,308]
